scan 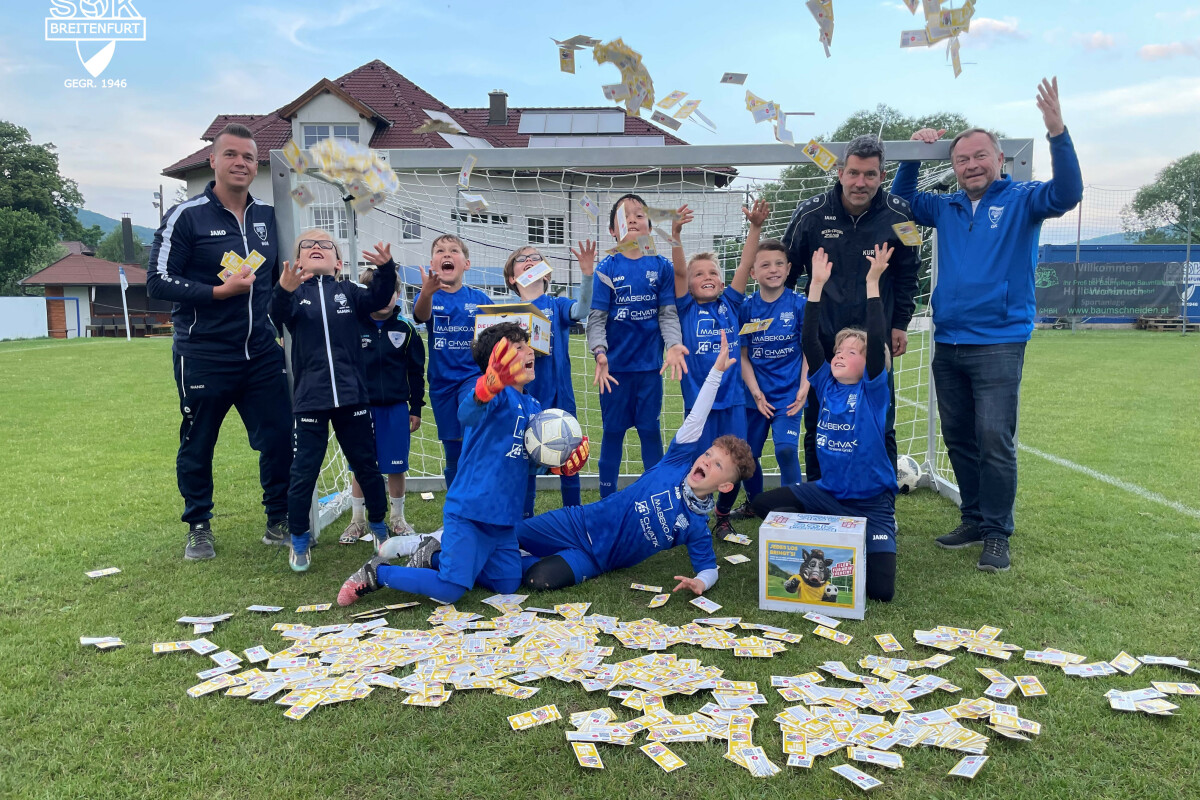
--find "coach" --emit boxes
[781,134,920,485]
[892,78,1082,573]
[147,123,292,561]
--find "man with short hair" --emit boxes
[892,77,1083,572]
[147,123,292,561]
[781,134,920,484]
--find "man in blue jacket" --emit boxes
[891,77,1082,573]
[147,123,293,562]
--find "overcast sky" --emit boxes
[4,0,1198,236]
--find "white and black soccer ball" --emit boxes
[896,454,921,494]
[524,408,584,469]
[822,584,839,603]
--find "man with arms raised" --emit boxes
[147,123,292,561]
[892,78,1082,572]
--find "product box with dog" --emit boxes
[758,512,866,620]
[474,303,552,355]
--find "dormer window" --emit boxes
[302,124,360,148]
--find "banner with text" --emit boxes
[1035,261,1187,319]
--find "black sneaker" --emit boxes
[337,555,388,606]
[977,537,1011,572]
[406,535,441,569]
[728,501,756,521]
[935,522,983,550]
[184,522,215,561]
[262,519,288,547]
[712,514,736,540]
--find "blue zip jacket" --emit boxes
[357,308,426,414]
[147,181,283,360]
[270,261,397,413]
[891,130,1083,344]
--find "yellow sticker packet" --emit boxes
[804,139,838,172]
[572,742,605,769]
[640,742,687,773]
[892,221,923,247]
[874,633,905,652]
[813,625,853,645]
[508,704,562,731]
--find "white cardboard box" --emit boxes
[474,302,552,355]
[758,512,867,620]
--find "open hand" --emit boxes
[1036,76,1064,137]
[593,352,619,394]
[742,197,769,228]
[662,343,690,380]
[866,243,893,284]
[362,242,392,267]
[672,575,705,595]
[572,239,597,277]
[277,261,308,293]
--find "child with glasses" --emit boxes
[503,242,596,514]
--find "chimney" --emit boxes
[121,214,137,264]
[488,90,508,125]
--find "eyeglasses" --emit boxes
[514,253,544,265]
[299,239,337,251]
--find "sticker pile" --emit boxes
[282,137,400,214]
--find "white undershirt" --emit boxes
[971,198,981,214]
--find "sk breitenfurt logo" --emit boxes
[46,1,145,84]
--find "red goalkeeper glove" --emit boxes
[474,337,524,403]
[551,436,589,477]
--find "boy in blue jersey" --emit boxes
[270,232,397,572]
[502,240,595,515]
[336,323,589,606]
[670,199,766,538]
[518,332,756,595]
[586,194,690,497]
[736,237,809,516]
[413,234,494,489]
[749,243,898,602]
[339,267,426,545]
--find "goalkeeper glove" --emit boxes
[474,337,524,403]
[551,436,589,477]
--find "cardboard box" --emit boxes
[758,512,867,620]
[474,302,551,355]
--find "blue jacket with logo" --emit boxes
[891,130,1083,344]
[147,182,283,360]
[270,261,397,413]
[358,308,426,413]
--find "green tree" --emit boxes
[1120,153,1200,244]
[0,208,60,294]
[79,223,104,250]
[95,226,146,265]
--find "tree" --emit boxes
[0,208,60,295]
[1120,153,1200,244]
[95,226,146,265]
[79,224,104,250]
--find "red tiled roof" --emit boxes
[61,241,95,256]
[201,114,266,141]
[21,254,148,287]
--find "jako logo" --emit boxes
[46,1,146,79]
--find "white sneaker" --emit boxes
[390,516,416,536]
[378,534,422,561]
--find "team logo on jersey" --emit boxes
[388,331,406,348]
[780,311,794,325]
[821,228,842,239]
[253,222,268,242]
[989,206,1005,228]
[816,433,826,448]
[465,303,478,313]
[847,392,858,411]
[434,339,445,349]
[645,270,658,285]
[334,292,348,307]
[614,308,629,321]
[635,500,649,514]
[674,514,688,530]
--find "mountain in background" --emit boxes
[75,209,158,243]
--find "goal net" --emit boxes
[270,139,1034,537]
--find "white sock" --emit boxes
[378,534,421,560]
[351,495,366,522]
[389,495,405,518]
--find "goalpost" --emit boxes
[269,138,1035,539]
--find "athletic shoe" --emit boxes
[289,532,312,573]
[336,555,388,606]
[977,537,1011,573]
[935,522,983,549]
[406,534,442,570]
[390,516,416,536]
[368,521,390,555]
[184,522,215,561]
[262,519,288,547]
[378,534,421,561]
[728,501,756,521]
[340,520,367,545]
[711,514,736,540]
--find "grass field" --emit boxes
[1,331,1198,800]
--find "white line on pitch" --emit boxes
[895,395,1200,521]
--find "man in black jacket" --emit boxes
[781,135,920,482]
[147,123,292,561]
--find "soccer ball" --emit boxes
[524,409,584,469]
[822,584,839,603]
[896,455,921,494]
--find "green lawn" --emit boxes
[0,331,1198,800]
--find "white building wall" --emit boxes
[0,298,48,340]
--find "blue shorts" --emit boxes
[789,483,897,555]
[517,505,603,585]
[745,407,801,456]
[437,511,523,591]
[370,401,410,473]
[430,378,476,441]
[683,404,748,454]
[600,370,662,432]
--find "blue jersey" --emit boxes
[424,286,494,388]
[591,253,675,372]
[581,437,718,574]
[740,289,807,407]
[676,288,744,410]
[525,294,577,411]
[443,386,542,526]
[809,362,893,500]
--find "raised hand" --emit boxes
[419,264,442,295]
[362,242,392,267]
[572,239,597,277]
[1036,76,1064,136]
[276,261,307,293]
[742,197,769,228]
[475,337,524,402]
[866,242,893,284]
[671,205,694,241]
[810,247,833,288]
[909,127,947,143]
[714,330,736,373]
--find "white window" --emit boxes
[528,216,565,245]
[302,123,359,148]
[399,207,421,240]
[312,205,348,240]
[451,209,508,225]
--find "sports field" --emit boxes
[1,330,1197,800]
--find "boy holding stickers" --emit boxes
[413,234,494,489]
[502,240,595,514]
[669,199,767,538]
[749,243,898,602]
[586,194,690,497]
